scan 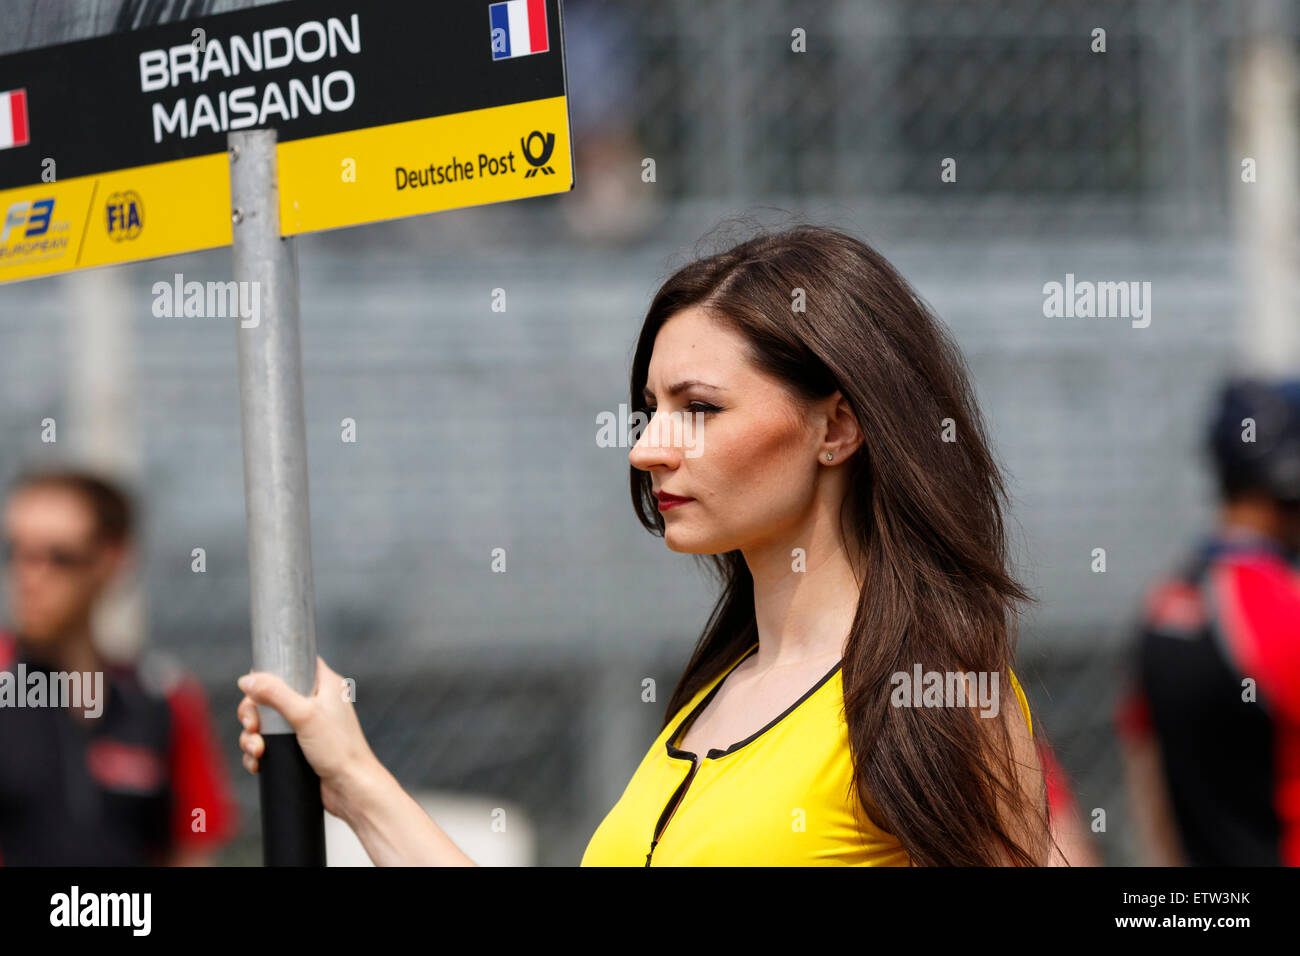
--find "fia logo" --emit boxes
[106,190,144,242]
[520,130,555,178]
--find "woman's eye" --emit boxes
[644,402,719,416]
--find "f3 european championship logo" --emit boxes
[1,198,53,242]
[0,197,69,266]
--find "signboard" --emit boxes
[0,0,572,284]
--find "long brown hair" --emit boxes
[629,222,1052,866]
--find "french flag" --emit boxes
[489,0,549,60]
[0,89,29,150]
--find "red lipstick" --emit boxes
[656,491,694,511]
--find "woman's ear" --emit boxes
[822,391,863,460]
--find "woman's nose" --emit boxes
[628,410,684,470]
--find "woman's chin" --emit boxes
[663,528,724,555]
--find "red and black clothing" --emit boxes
[1116,528,1300,865]
[0,630,238,865]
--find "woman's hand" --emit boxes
[237,656,379,822]
[236,655,477,865]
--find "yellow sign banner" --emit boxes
[280,95,570,235]
[0,96,571,285]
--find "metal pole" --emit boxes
[228,128,326,866]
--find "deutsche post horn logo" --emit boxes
[106,190,144,242]
[520,130,555,177]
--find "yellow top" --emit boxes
[580,644,1033,866]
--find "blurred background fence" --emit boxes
[2,0,1298,864]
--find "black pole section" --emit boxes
[258,736,326,866]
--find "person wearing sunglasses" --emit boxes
[0,468,239,865]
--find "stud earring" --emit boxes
[824,452,834,461]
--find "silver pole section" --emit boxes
[228,128,325,866]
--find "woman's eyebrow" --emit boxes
[642,380,727,400]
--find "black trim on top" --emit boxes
[665,644,843,762]
[646,758,698,865]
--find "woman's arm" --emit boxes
[237,657,477,866]
[328,755,477,866]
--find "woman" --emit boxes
[237,223,1053,866]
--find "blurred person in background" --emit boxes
[1117,377,1300,865]
[0,469,238,865]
